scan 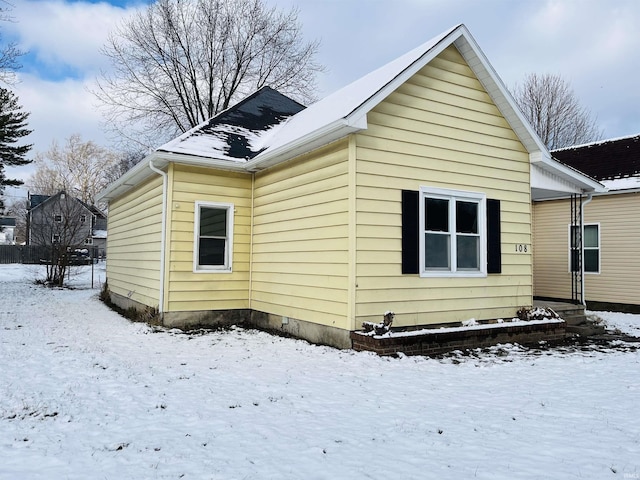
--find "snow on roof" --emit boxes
[158,86,306,161]
[92,230,107,239]
[252,25,459,158]
[157,25,459,166]
[552,133,640,152]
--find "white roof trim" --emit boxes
[98,24,603,203]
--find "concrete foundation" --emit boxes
[107,291,351,348]
[248,311,352,349]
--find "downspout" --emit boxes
[580,193,594,307]
[149,160,168,315]
[248,173,255,311]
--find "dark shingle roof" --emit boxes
[159,86,306,161]
[29,194,50,210]
[552,135,640,181]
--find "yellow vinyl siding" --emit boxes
[532,199,571,299]
[251,140,350,329]
[106,176,164,307]
[534,192,640,306]
[166,164,252,312]
[354,45,532,326]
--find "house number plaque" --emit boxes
[514,244,529,253]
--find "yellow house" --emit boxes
[534,134,640,312]
[98,24,602,349]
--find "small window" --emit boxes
[420,187,486,277]
[52,234,60,243]
[84,237,93,245]
[194,202,234,272]
[54,214,62,223]
[570,224,600,274]
[80,215,87,223]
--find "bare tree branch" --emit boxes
[511,73,604,150]
[93,0,323,149]
[0,1,24,85]
[27,134,118,207]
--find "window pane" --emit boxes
[199,238,225,266]
[425,233,450,269]
[200,208,227,237]
[456,201,478,234]
[584,225,598,248]
[457,235,479,269]
[425,198,449,232]
[570,249,580,272]
[584,250,599,272]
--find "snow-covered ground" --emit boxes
[1,264,639,480]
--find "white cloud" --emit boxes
[8,0,142,75]
[10,73,107,182]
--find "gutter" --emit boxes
[148,159,168,315]
[580,193,594,307]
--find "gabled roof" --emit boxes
[29,191,102,216]
[159,86,306,161]
[552,134,640,182]
[98,24,603,202]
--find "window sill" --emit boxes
[420,271,487,278]
[193,268,233,274]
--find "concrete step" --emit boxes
[560,313,589,326]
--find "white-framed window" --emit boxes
[54,214,62,223]
[569,223,600,274]
[419,186,487,277]
[194,201,234,272]
[52,234,60,243]
[84,237,93,245]
[80,215,87,223]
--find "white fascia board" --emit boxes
[97,151,250,203]
[96,153,162,203]
[531,162,606,197]
[537,155,605,193]
[244,118,365,172]
[158,151,248,172]
[345,30,459,120]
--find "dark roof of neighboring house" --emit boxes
[159,86,306,161]
[29,191,105,217]
[0,217,16,227]
[552,134,640,181]
[29,194,50,210]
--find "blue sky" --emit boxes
[3,0,640,192]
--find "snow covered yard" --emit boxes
[1,264,639,480]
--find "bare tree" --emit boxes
[29,192,93,286]
[94,0,323,148]
[104,148,147,184]
[511,73,604,150]
[0,1,24,85]
[28,134,117,207]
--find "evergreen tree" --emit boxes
[0,87,32,212]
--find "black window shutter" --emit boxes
[487,198,502,274]
[401,190,419,274]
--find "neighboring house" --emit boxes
[98,24,603,348]
[0,217,16,245]
[534,134,640,312]
[28,191,108,255]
